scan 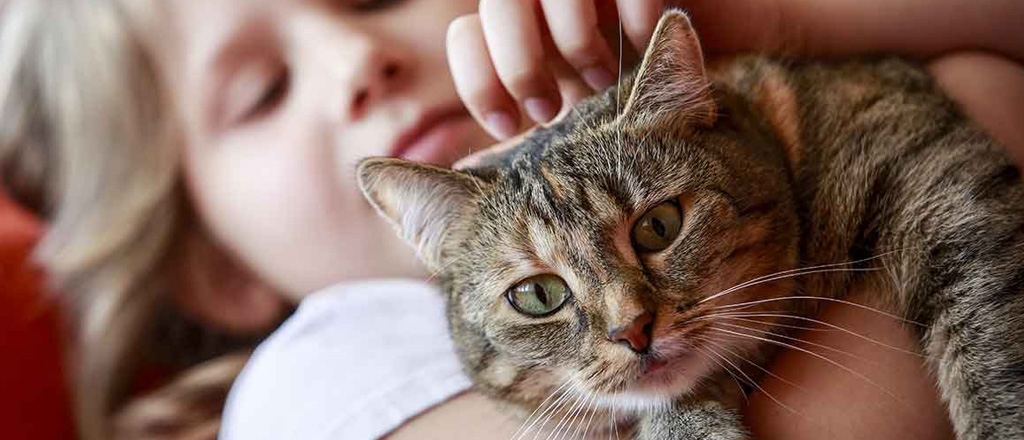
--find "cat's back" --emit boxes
[713,54,1024,311]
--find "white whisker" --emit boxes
[425,252,475,283]
[607,405,613,440]
[612,404,620,440]
[698,312,925,357]
[518,383,576,440]
[615,16,624,184]
[693,344,748,404]
[701,341,797,414]
[545,391,586,440]
[713,321,875,364]
[578,395,599,440]
[564,393,594,440]
[707,327,906,406]
[696,249,912,306]
[721,316,833,333]
[511,380,572,440]
[700,334,806,391]
[700,267,881,307]
[711,296,927,327]
[565,392,594,440]
[537,389,579,440]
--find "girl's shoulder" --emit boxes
[220,279,472,440]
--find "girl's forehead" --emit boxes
[139,0,264,144]
[151,0,298,79]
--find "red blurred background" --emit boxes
[0,188,76,440]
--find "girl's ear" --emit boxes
[357,157,481,272]
[172,227,287,336]
[619,9,716,129]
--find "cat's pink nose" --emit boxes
[608,312,654,354]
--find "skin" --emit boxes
[448,0,1024,136]
[140,0,1023,438]
[146,0,495,317]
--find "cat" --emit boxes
[358,9,1024,440]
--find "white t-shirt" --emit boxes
[220,279,473,440]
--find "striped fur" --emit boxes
[359,10,1024,439]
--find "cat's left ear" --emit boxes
[619,9,716,128]
[358,158,481,271]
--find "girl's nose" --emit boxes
[339,38,407,122]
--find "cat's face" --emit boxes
[444,124,798,406]
[359,11,799,412]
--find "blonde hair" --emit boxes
[0,1,252,438]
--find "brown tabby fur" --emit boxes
[359,10,1024,440]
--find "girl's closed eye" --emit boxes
[223,59,290,126]
[218,0,408,128]
[349,0,408,13]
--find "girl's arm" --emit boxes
[685,0,1024,61]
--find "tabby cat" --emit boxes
[358,10,1024,440]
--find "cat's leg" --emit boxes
[636,400,747,440]
[921,262,1024,440]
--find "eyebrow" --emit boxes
[188,15,274,134]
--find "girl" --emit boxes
[0,1,1021,440]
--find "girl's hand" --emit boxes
[447,0,663,140]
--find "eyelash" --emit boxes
[245,67,290,122]
[350,0,406,13]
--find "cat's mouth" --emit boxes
[587,326,727,410]
[620,349,708,400]
[638,353,688,380]
[642,356,670,375]
[621,322,718,395]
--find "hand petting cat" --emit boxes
[448,0,1024,165]
[447,0,662,140]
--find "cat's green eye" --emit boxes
[632,201,683,252]
[507,274,570,317]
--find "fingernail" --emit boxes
[484,111,517,140]
[582,66,615,90]
[524,97,557,123]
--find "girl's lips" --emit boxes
[390,107,474,166]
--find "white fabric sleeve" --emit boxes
[219,279,473,440]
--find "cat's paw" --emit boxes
[637,400,747,440]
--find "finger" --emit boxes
[552,63,595,120]
[615,0,664,50]
[479,0,562,124]
[447,14,521,140]
[539,0,617,91]
[453,128,536,170]
[454,72,587,172]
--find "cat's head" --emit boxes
[358,10,799,412]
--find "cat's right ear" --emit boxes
[357,158,482,271]
[619,9,716,129]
